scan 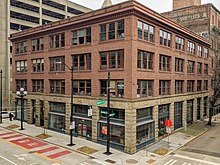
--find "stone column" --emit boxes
[200,97,204,120]
[170,103,175,132]
[92,106,99,142]
[182,100,187,131]
[124,108,136,154]
[35,100,41,127]
[27,99,32,124]
[153,106,159,142]
[65,103,71,134]
[44,101,49,129]
[193,98,197,122]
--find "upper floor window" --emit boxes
[50,80,65,94]
[187,60,195,74]
[187,80,194,92]
[72,53,91,71]
[175,80,183,94]
[100,20,124,41]
[159,80,170,95]
[50,56,65,72]
[187,41,195,54]
[197,62,202,75]
[175,36,184,51]
[198,45,202,57]
[159,55,170,71]
[204,80,208,90]
[197,80,202,91]
[16,80,27,91]
[32,80,44,93]
[15,41,27,54]
[137,80,153,98]
[32,37,44,51]
[204,64,208,75]
[49,33,65,49]
[72,27,91,45]
[100,80,124,98]
[175,58,184,72]
[100,50,124,70]
[160,30,171,47]
[32,59,44,72]
[73,80,91,96]
[204,48,208,58]
[138,20,154,42]
[16,60,27,73]
[137,50,153,70]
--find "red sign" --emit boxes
[165,119,172,127]
[102,126,107,135]
[10,137,47,149]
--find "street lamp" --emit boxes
[57,62,75,146]
[16,87,27,130]
[0,69,3,124]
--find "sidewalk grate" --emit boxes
[146,159,156,164]
[105,159,116,164]
[126,159,138,164]
[5,124,19,129]
[76,146,98,154]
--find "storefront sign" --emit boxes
[70,121,75,129]
[102,126,107,135]
[88,108,92,117]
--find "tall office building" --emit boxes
[0,0,91,110]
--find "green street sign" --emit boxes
[109,113,115,117]
[96,100,105,106]
[101,111,108,114]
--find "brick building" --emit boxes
[10,0,212,153]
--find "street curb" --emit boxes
[0,125,96,159]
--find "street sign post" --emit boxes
[96,100,105,106]
[165,119,172,149]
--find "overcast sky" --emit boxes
[71,0,220,13]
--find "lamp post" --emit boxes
[16,88,27,130]
[0,69,3,124]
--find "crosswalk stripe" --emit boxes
[164,159,174,165]
[182,163,187,165]
[169,160,177,165]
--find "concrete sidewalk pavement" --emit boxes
[0,114,219,165]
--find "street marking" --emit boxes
[2,134,23,139]
[10,137,47,149]
[0,155,18,165]
[174,154,219,165]
[164,159,174,165]
[93,159,108,165]
[0,132,15,136]
[47,150,71,159]
[36,146,59,154]
[13,154,28,161]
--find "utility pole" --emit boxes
[0,69,3,124]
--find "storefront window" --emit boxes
[49,114,65,132]
[187,100,193,124]
[137,107,153,122]
[16,99,28,121]
[100,107,125,123]
[136,123,154,144]
[49,102,65,114]
[158,104,169,137]
[98,122,125,145]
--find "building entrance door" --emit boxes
[78,123,87,137]
[40,101,44,127]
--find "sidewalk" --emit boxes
[0,114,219,165]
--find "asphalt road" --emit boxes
[155,123,220,165]
[0,128,105,165]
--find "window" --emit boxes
[204,64,208,75]
[187,80,194,92]
[32,59,44,72]
[204,80,208,90]
[175,80,183,94]
[49,33,65,48]
[72,53,91,71]
[99,20,124,41]
[32,80,44,93]
[50,56,65,72]
[50,80,65,94]
[160,30,171,47]
[175,58,184,72]
[158,104,169,136]
[15,41,27,54]
[100,80,124,98]
[175,36,185,51]
[159,55,170,71]
[197,62,202,75]
[136,107,153,121]
[198,45,202,57]
[72,27,91,45]
[187,41,195,54]
[197,80,202,91]
[138,20,154,42]
[32,37,44,51]
[204,48,208,58]
[16,60,27,73]
[137,50,153,70]
[187,61,195,74]
[73,80,91,96]
[100,50,124,70]
[137,80,153,97]
[159,80,170,95]
[16,80,27,91]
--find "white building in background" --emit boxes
[0,0,91,110]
